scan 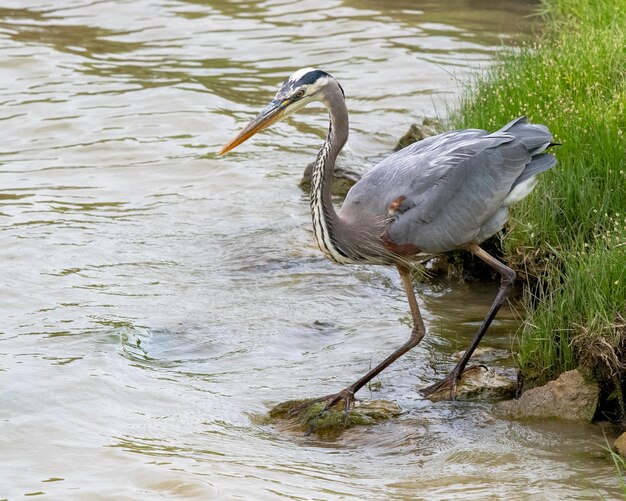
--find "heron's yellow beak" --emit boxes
[219,100,288,155]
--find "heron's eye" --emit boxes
[294,89,305,99]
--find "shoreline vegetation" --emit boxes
[449,0,625,421]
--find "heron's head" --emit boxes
[219,68,342,155]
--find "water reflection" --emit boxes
[1,0,622,499]
[0,7,145,57]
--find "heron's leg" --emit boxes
[347,263,426,395]
[306,264,427,419]
[421,244,516,399]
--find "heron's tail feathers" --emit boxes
[499,116,558,206]
[516,152,557,187]
[503,152,557,206]
[498,116,554,155]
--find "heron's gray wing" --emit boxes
[340,128,488,220]
[384,135,531,253]
[394,128,485,155]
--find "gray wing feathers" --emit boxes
[339,118,556,255]
[395,128,484,156]
[403,136,517,225]
[388,137,531,252]
[340,129,487,219]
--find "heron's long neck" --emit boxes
[310,93,352,264]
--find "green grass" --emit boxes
[610,448,626,497]
[449,0,626,406]
[604,439,626,499]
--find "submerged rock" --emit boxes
[495,369,599,422]
[426,365,517,402]
[615,432,626,458]
[299,162,363,197]
[268,398,403,437]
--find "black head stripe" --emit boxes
[294,69,330,86]
[277,69,333,98]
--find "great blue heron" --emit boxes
[220,68,556,411]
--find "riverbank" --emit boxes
[450,0,626,420]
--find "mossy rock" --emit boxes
[268,398,403,437]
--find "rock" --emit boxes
[426,365,517,402]
[453,347,513,363]
[394,118,443,151]
[268,398,403,437]
[615,432,626,458]
[495,369,599,422]
[300,162,363,197]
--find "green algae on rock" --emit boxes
[268,398,403,437]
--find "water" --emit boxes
[1,1,622,499]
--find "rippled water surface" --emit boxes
[1,1,622,499]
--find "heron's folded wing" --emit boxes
[341,129,487,220]
[385,135,531,253]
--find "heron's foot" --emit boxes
[421,364,480,400]
[302,387,357,436]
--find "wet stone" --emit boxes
[393,118,444,151]
[614,432,626,458]
[453,347,514,363]
[268,398,403,437]
[495,369,599,422]
[300,161,363,197]
[426,365,517,402]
